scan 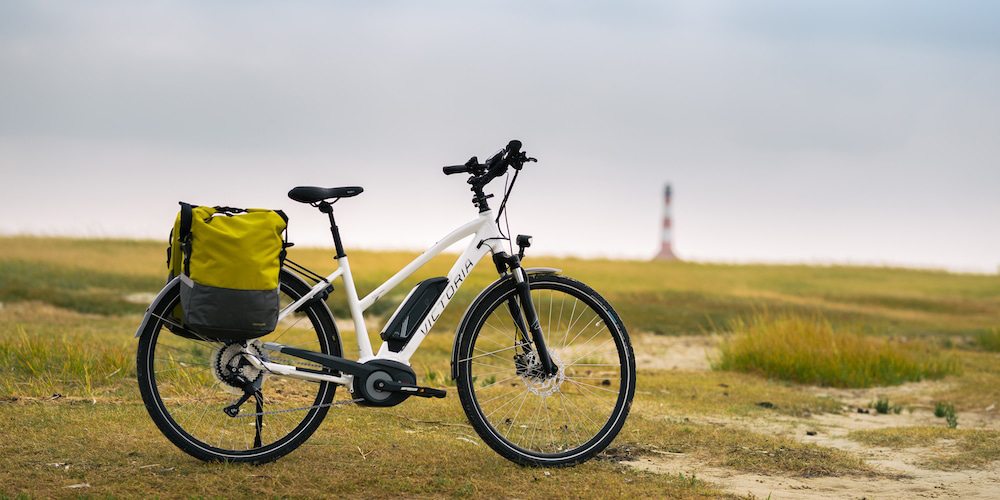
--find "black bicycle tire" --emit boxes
[455,274,636,466]
[136,269,340,463]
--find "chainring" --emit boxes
[352,359,416,407]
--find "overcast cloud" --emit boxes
[1,1,998,272]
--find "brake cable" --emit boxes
[495,169,520,254]
[495,167,520,225]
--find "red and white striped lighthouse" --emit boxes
[654,184,678,261]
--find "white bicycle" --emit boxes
[135,140,636,466]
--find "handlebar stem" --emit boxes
[469,177,492,213]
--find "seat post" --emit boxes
[318,201,347,259]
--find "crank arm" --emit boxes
[263,343,375,378]
[374,379,447,398]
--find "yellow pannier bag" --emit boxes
[167,202,288,340]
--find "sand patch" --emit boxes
[633,332,717,371]
[625,334,1000,499]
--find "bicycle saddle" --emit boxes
[288,186,364,204]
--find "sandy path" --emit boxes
[628,334,1000,499]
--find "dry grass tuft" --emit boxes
[713,312,961,388]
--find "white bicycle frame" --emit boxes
[250,208,507,388]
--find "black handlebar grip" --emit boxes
[506,140,522,154]
[443,165,469,175]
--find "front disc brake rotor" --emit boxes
[518,350,566,396]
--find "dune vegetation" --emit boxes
[2,236,998,498]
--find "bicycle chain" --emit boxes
[232,397,365,418]
[148,311,363,418]
[232,354,361,418]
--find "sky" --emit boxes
[1,1,998,273]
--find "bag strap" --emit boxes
[213,206,247,215]
[178,202,194,240]
[275,209,290,263]
[178,202,195,276]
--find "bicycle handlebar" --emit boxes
[442,140,534,182]
[442,164,469,175]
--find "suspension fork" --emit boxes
[493,252,559,376]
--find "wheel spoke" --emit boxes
[136,271,340,463]
[462,341,530,363]
[458,276,635,466]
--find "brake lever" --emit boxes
[465,156,487,176]
[512,153,537,170]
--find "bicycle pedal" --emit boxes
[375,380,447,398]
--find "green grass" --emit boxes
[0,400,728,499]
[0,326,133,399]
[872,397,903,415]
[3,235,999,336]
[0,322,875,497]
[607,259,1000,335]
[0,302,140,400]
[0,258,161,315]
[932,402,959,428]
[2,236,1000,498]
[713,312,962,388]
[974,327,1000,352]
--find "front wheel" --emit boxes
[455,274,636,466]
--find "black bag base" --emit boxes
[179,275,279,341]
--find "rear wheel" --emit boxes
[455,274,635,466]
[136,270,340,463]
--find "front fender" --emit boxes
[134,277,181,338]
[449,267,560,379]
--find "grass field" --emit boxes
[2,236,999,498]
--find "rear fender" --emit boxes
[134,277,181,338]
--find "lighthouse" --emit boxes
[654,184,678,261]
